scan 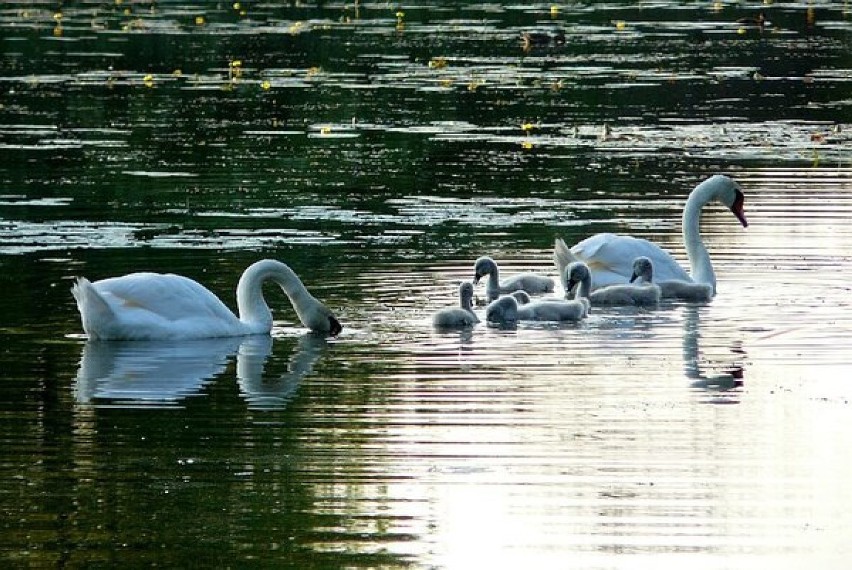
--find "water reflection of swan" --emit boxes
[554,175,748,294]
[237,333,329,410]
[682,306,745,392]
[71,259,342,340]
[74,334,329,409]
[74,337,242,406]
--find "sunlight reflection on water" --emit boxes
[2,0,852,566]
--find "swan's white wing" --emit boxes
[571,233,692,287]
[94,273,238,323]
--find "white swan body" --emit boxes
[554,175,747,295]
[71,259,342,340]
[473,256,555,301]
[583,257,661,306]
[433,282,479,328]
[630,256,713,302]
[487,263,591,324]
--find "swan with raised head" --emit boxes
[71,259,342,340]
[432,282,479,328]
[486,262,591,324]
[630,256,713,302]
[578,257,661,306]
[473,255,554,301]
[554,175,747,295]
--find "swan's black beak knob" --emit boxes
[731,189,748,228]
[328,316,343,337]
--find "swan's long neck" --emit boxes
[486,261,500,291]
[236,260,318,331]
[682,182,716,292]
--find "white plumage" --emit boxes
[554,175,748,295]
[71,259,342,340]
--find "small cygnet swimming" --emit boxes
[567,257,661,307]
[631,256,713,302]
[486,262,591,324]
[432,282,479,328]
[472,256,554,301]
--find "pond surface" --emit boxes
[1,1,851,567]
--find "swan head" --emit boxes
[563,261,592,298]
[327,315,343,336]
[629,256,654,284]
[705,174,748,228]
[485,295,518,324]
[472,256,496,284]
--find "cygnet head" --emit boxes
[629,256,654,284]
[459,281,475,308]
[563,261,592,297]
[472,256,496,284]
[705,175,748,228]
[485,295,518,323]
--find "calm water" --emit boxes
[1,1,851,568]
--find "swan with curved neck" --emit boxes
[554,175,747,295]
[432,282,479,328]
[71,259,342,340]
[473,255,555,301]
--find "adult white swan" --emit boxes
[554,174,747,295]
[473,255,555,301]
[71,259,342,340]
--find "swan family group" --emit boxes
[71,175,747,341]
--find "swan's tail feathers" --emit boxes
[553,238,578,279]
[71,277,113,339]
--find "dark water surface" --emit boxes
[1,1,851,568]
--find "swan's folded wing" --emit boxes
[94,273,238,323]
[574,234,692,283]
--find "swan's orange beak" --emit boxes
[731,189,748,227]
[328,316,342,336]
[629,272,639,283]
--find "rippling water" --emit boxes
[1,1,851,568]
